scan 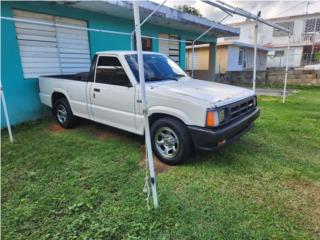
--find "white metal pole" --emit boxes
[137,0,167,29]
[130,0,167,51]
[0,81,13,142]
[133,1,158,209]
[191,14,230,78]
[192,43,195,77]
[130,33,134,51]
[252,11,261,92]
[309,31,315,65]
[203,0,290,33]
[282,34,291,103]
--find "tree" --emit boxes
[176,5,202,17]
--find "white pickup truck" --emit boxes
[39,51,260,165]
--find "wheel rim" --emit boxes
[154,126,180,159]
[56,104,67,124]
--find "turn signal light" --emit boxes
[206,111,218,127]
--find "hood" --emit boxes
[147,78,255,107]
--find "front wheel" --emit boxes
[151,117,192,165]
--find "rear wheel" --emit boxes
[53,98,77,128]
[151,117,192,165]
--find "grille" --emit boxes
[228,97,255,122]
[208,96,257,129]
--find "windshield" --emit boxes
[125,54,187,82]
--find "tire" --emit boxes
[53,98,78,129]
[151,117,192,165]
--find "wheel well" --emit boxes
[52,92,66,106]
[149,113,185,126]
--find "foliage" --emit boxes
[313,52,320,61]
[176,5,202,17]
[2,87,320,239]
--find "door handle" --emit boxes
[93,88,100,92]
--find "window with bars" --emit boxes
[13,9,91,79]
[304,18,320,33]
[158,33,180,65]
[274,50,285,57]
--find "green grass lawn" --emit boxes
[2,88,320,240]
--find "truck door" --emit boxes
[90,55,136,133]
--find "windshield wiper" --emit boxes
[145,77,166,82]
[167,74,186,80]
[146,76,178,82]
[175,74,187,77]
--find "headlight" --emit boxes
[206,109,225,127]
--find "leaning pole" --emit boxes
[133,1,159,209]
[0,80,13,142]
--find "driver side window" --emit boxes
[96,56,131,87]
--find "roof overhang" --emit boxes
[218,41,271,51]
[58,1,239,38]
[187,41,271,51]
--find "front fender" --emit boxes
[148,106,193,125]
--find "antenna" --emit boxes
[306,1,310,14]
[202,0,290,33]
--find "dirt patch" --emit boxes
[94,130,119,140]
[76,120,122,140]
[139,153,173,175]
[48,124,65,133]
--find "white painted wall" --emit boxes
[243,48,268,71]
[226,46,268,71]
[227,46,243,71]
[225,13,320,46]
[267,47,303,68]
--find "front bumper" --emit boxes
[188,107,260,151]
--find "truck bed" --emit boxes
[39,73,91,119]
[42,72,89,82]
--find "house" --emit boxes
[1,1,239,127]
[224,12,320,68]
[186,41,269,76]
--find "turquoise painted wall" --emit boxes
[1,1,217,127]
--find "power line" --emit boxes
[273,1,308,18]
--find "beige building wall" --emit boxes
[186,47,209,70]
[198,47,209,70]
[215,45,229,74]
